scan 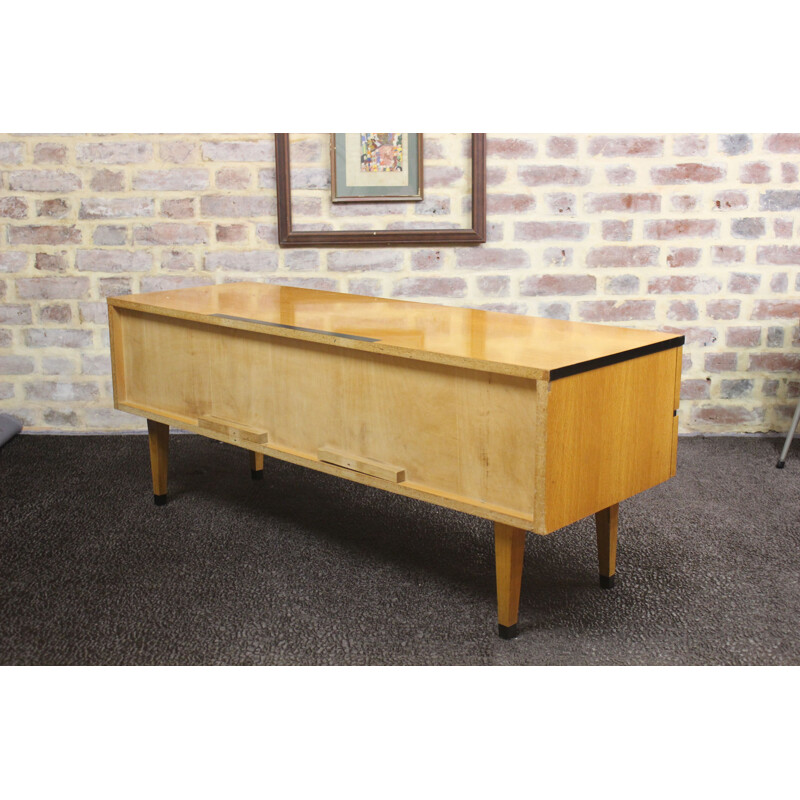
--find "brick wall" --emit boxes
[1,132,798,434]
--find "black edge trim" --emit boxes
[550,336,685,381]
[498,623,519,639]
[212,314,380,342]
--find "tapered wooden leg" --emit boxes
[147,419,169,505]
[250,450,264,480]
[595,503,619,588]
[495,522,526,639]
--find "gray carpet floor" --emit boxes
[1,434,798,665]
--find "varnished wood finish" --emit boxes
[250,451,264,473]
[109,282,683,635]
[495,523,526,629]
[147,419,169,498]
[595,504,619,580]
[275,133,487,248]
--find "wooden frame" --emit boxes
[330,133,423,203]
[275,133,486,248]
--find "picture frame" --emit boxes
[330,133,423,203]
[275,133,486,248]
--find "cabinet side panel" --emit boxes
[545,348,678,532]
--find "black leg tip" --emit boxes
[251,469,264,481]
[776,460,785,469]
[498,623,518,640]
[153,493,167,506]
[600,574,616,589]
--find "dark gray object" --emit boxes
[0,414,22,447]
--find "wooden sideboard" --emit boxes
[108,282,683,638]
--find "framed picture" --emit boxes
[330,133,423,203]
[275,133,486,248]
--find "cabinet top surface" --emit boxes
[109,282,683,380]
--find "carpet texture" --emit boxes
[1,434,798,665]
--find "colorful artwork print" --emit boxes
[360,133,404,173]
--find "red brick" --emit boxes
[40,304,72,323]
[714,190,748,210]
[0,197,28,219]
[8,170,82,192]
[644,219,719,239]
[546,193,576,216]
[740,162,770,183]
[671,195,698,211]
[0,141,23,163]
[726,327,761,347]
[520,275,596,296]
[782,163,799,183]
[757,246,800,265]
[518,165,591,186]
[705,353,737,372]
[424,166,464,187]
[728,272,759,293]
[204,251,278,272]
[391,277,467,298]
[648,276,721,294]
[34,143,67,164]
[713,247,745,265]
[411,250,444,271]
[216,224,247,243]
[774,219,793,238]
[199,195,275,217]
[0,252,27,272]
[770,274,788,293]
[35,253,69,272]
[258,168,276,189]
[76,250,152,272]
[80,198,153,219]
[718,134,752,155]
[748,354,800,372]
[133,224,207,245]
[692,406,764,426]
[586,246,659,267]
[731,218,765,238]
[651,163,725,183]
[681,379,710,399]
[329,202,403,218]
[456,248,530,268]
[17,277,90,300]
[90,169,125,192]
[133,169,209,191]
[661,325,717,346]
[546,136,577,158]
[160,142,196,163]
[750,301,800,320]
[605,275,639,294]
[606,166,636,185]
[284,251,320,271]
[764,133,800,153]
[487,137,537,158]
[216,168,251,189]
[487,194,535,214]
[487,166,507,186]
[477,276,510,296]
[602,220,633,241]
[327,251,402,272]
[269,277,338,291]
[585,193,660,213]
[481,303,528,315]
[666,248,701,268]
[537,302,569,320]
[98,278,132,297]
[578,300,655,322]
[347,279,382,296]
[0,354,34,372]
[0,306,32,325]
[77,142,151,163]
[544,248,572,266]
[161,251,195,271]
[25,381,99,401]
[93,226,127,246]
[8,225,81,245]
[588,136,663,157]
[706,300,741,320]
[515,221,588,240]
[37,198,69,218]
[673,134,708,157]
[202,140,273,162]
[161,198,195,219]
[667,300,699,321]
[140,276,213,293]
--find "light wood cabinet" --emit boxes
[109,282,683,638]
